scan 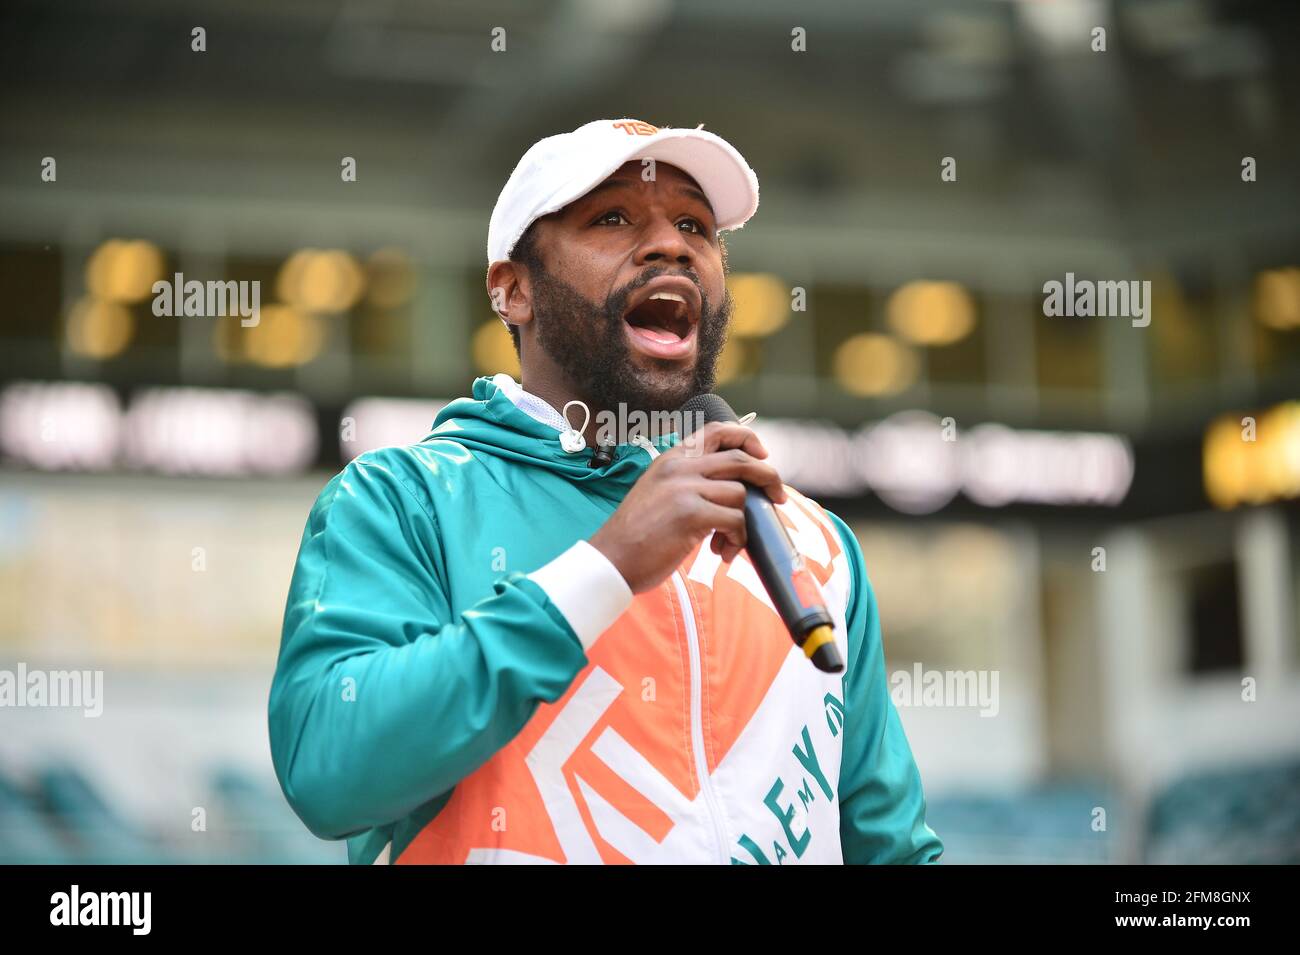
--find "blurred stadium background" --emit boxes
[1,0,1298,864]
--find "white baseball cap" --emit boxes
[487,118,760,268]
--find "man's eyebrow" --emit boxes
[577,178,716,217]
[678,185,714,215]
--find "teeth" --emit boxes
[648,292,687,304]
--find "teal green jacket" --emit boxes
[268,374,942,864]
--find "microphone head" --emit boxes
[677,393,738,438]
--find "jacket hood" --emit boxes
[425,375,681,499]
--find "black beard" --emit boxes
[529,265,731,417]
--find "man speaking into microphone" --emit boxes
[268,118,943,865]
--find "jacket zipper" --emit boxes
[634,436,729,863]
[670,570,731,865]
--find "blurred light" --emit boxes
[859,411,963,513]
[887,280,976,346]
[962,423,1134,508]
[244,305,325,368]
[727,273,789,338]
[364,247,417,309]
[754,411,1134,512]
[833,333,918,397]
[0,381,121,471]
[65,296,133,359]
[750,420,864,497]
[574,0,671,31]
[1204,402,1300,509]
[277,249,365,313]
[0,383,318,477]
[85,239,165,304]
[1253,268,1300,331]
[1204,416,1250,509]
[122,388,317,476]
[472,319,520,377]
[1018,0,1108,53]
[339,397,448,459]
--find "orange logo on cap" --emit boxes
[612,120,658,136]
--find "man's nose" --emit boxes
[634,216,694,267]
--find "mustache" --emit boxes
[606,267,706,316]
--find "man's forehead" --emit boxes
[578,161,713,210]
[606,159,699,186]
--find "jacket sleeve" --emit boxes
[826,510,944,864]
[268,453,628,841]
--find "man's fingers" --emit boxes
[695,478,747,509]
[708,533,742,564]
[695,451,787,503]
[698,501,747,550]
[692,421,768,459]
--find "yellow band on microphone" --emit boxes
[802,625,835,659]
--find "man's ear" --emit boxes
[486,260,534,328]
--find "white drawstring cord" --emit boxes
[559,400,590,453]
[559,402,748,462]
[628,413,755,461]
[630,434,660,460]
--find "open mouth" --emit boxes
[624,292,694,344]
[621,278,702,360]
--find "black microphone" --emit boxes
[678,394,844,674]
